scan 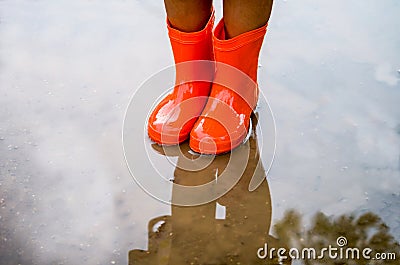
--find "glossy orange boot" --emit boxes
[189,19,267,154]
[147,11,215,145]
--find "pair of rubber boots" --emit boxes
[148,11,267,155]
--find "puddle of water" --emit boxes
[129,119,289,264]
[0,0,399,265]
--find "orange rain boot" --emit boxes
[189,19,268,154]
[147,11,215,145]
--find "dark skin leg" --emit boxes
[164,0,273,36]
[164,0,213,32]
[223,0,273,39]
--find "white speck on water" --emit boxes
[188,149,198,155]
[152,220,165,233]
[0,137,4,140]
[110,261,116,265]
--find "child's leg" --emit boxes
[148,1,215,145]
[164,0,213,32]
[189,0,274,154]
[223,0,273,38]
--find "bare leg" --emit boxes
[164,0,213,32]
[223,0,273,39]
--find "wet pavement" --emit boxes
[0,1,399,264]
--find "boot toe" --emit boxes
[189,116,248,154]
[147,103,195,145]
[147,121,191,145]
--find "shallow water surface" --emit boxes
[0,0,399,264]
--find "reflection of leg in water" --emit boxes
[215,118,272,264]
[168,142,218,264]
[129,114,290,264]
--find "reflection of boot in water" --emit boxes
[129,114,290,264]
[129,215,172,265]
